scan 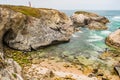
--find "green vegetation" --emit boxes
[75,11,98,17]
[12,73,17,78]
[0,5,68,20]
[0,5,41,18]
[4,47,31,67]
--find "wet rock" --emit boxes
[106,29,120,49]
[71,11,109,30]
[0,5,75,51]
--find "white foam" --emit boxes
[87,34,103,42]
[112,16,120,21]
[101,31,111,35]
[87,38,103,42]
[89,34,103,39]
[72,34,79,38]
[113,16,120,19]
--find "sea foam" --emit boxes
[112,16,120,21]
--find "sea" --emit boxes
[44,10,120,59]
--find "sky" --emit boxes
[0,0,120,10]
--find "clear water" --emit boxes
[45,10,120,58]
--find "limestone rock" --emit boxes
[0,59,23,80]
[71,11,109,30]
[0,5,75,51]
[88,21,107,30]
[106,29,120,49]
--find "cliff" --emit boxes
[0,5,75,80]
[0,5,113,80]
[0,5,75,52]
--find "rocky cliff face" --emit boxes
[70,11,109,30]
[0,5,75,80]
[0,5,75,52]
[106,29,120,49]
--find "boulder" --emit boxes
[106,29,120,49]
[70,11,109,30]
[0,5,75,51]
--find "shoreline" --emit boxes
[23,59,97,80]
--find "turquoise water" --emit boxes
[45,10,120,58]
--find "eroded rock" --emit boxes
[71,11,109,30]
[0,5,75,51]
[106,29,120,49]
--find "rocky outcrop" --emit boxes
[70,11,109,30]
[106,29,120,49]
[0,58,23,80]
[0,5,75,51]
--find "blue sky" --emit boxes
[0,0,119,10]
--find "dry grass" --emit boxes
[0,5,41,18]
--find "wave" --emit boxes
[89,34,103,39]
[87,34,103,42]
[72,34,79,38]
[87,38,103,42]
[101,31,111,35]
[112,16,120,21]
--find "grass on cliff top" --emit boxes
[75,11,99,17]
[0,5,41,18]
[0,5,67,20]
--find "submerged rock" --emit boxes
[70,11,109,30]
[106,29,120,49]
[0,5,75,51]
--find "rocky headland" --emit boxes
[71,11,109,30]
[0,5,119,80]
[0,5,75,52]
